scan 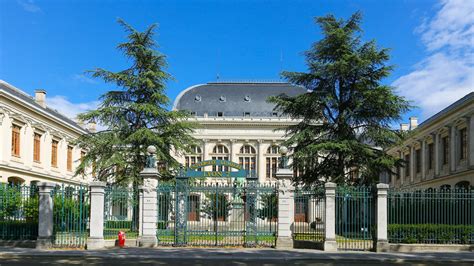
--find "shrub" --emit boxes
[388,224,474,244]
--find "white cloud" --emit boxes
[392,0,474,119]
[46,95,99,120]
[72,74,98,84]
[17,0,42,13]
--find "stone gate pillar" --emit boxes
[375,183,389,252]
[36,182,55,249]
[323,182,337,251]
[275,146,294,249]
[87,181,106,249]
[138,146,159,247]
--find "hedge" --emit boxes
[388,224,473,244]
[0,220,38,240]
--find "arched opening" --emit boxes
[454,181,470,190]
[266,145,280,179]
[185,145,203,170]
[7,176,24,186]
[239,145,256,177]
[211,144,230,171]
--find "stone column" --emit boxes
[138,146,159,247]
[36,182,55,249]
[375,183,389,252]
[469,115,474,167]
[323,182,337,251]
[257,139,265,182]
[87,181,106,249]
[275,166,294,249]
[409,145,415,183]
[229,139,236,163]
[399,151,404,185]
[450,125,457,172]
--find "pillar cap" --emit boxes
[376,183,389,189]
[90,181,107,188]
[325,182,336,188]
[38,182,56,189]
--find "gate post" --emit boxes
[323,182,337,251]
[36,182,55,249]
[138,146,159,247]
[275,147,294,249]
[375,183,389,252]
[87,181,106,249]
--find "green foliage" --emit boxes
[53,195,90,230]
[0,220,38,240]
[257,193,277,220]
[269,12,411,185]
[74,19,196,184]
[388,224,474,244]
[201,193,232,221]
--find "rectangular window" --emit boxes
[415,149,421,174]
[33,133,41,162]
[243,112,250,117]
[11,125,21,157]
[404,154,410,177]
[442,136,449,165]
[51,140,58,168]
[217,112,223,117]
[428,143,434,170]
[460,128,467,160]
[67,146,73,171]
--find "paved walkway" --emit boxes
[0,246,473,265]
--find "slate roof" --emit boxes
[0,80,87,133]
[173,81,306,117]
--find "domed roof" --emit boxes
[173,81,306,117]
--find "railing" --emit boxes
[52,184,89,248]
[293,186,325,243]
[104,186,139,240]
[388,188,473,244]
[0,184,38,240]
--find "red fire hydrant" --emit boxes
[118,231,126,248]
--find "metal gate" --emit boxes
[335,186,375,251]
[52,184,90,248]
[156,179,278,247]
[293,187,325,244]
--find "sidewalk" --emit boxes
[0,246,473,264]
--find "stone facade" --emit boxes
[0,80,93,185]
[387,92,474,190]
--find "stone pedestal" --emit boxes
[36,182,55,249]
[275,168,294,249]
[323,182,337,251]
[376,183,390,252]
[138,168,159,247]
[87,181,106,250]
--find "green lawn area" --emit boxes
[104,228,138,240]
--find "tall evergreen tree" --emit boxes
[270,12,411,185]
[75,20,195,184]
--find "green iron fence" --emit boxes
[0,184,38,240]
[156,180,278,247]
[52,184,90,248]
[335,185,375,251]
[104,186,139,240]
[293,186,325,243]
[388,187,473,244]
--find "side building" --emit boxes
[0,80,93,186]
[173,81,305,183]
[387,92,474,190]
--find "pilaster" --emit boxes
[449,125,457,173]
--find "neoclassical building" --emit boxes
[0,80,93,186]
[387,92,474,190]
[172,81,305,183]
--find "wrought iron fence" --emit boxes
[335,185,375,251]
[293,186,325,243]
[0,184,38,240]
[52,184,90,248]
[388,187,473,244]
[104,186,139,240]
[156,180,278,247]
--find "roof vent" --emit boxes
[194,95,201,102]
[219,95,226,102]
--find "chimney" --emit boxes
[400,123,409,131]
[409,117,418,130]
[35,89,47,108]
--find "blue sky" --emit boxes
[0,0,472,124]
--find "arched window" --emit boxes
[211,144,229,171]
[238,145,256,177]
[7,176,24,186]
[185,145,203,170]
[440,184,451,191]
[455,181,470,190]
[266,145,280,179]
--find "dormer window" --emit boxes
[194,95,202,102]
[219,96,226,102]
[217,112,224,117]
[244,95,251,102]
[272,112,278,117]
[190,112,196,116]
[244,112,250,117]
